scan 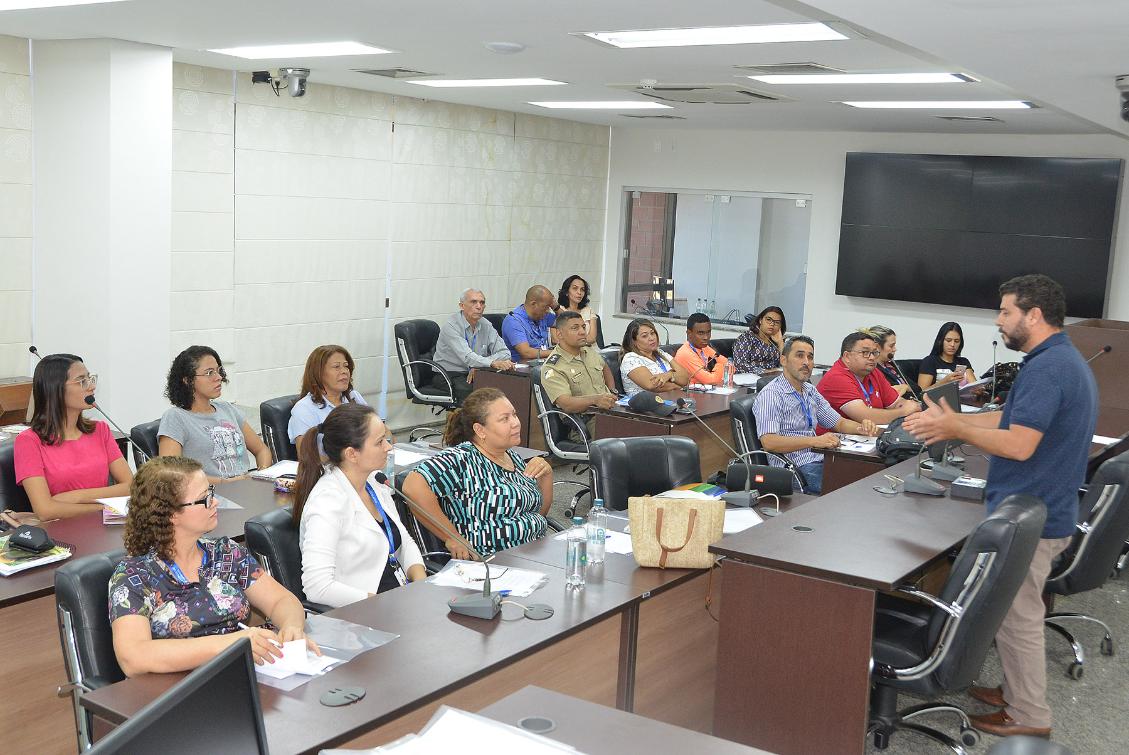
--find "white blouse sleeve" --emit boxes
[299,487,370,608]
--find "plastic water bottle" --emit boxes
[565,516,587,588]
[723,361,732,386]
[586,498,608,564]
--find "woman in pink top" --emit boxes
[14,353,133,519]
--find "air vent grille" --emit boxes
[353,68,439,79]
[620,114,688,119]
[734,62,844,75]
[610,82,788,105]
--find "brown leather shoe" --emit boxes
[968,684,1006,708]
[968,709,1051,738]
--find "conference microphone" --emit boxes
[83,395,147,464]
[1086,345,1112,364]
[375,471,554,621]
[673,397,807,512]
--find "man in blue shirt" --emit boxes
[501,285,557,361]
[906,274,1098,740]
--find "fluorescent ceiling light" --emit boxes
[841,100,1032,109]
[529,101,672,110]
[751,73,973,85]
[409,78,566,88]
[208,41,393,59]
[0,0,126,8]
[579,23,847,49]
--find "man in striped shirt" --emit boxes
[752,335,878,494]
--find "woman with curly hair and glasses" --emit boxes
[108,456,317,676]
[158,345,272,484]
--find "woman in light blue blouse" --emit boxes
[403,388,553,558]
[288,344,369,454]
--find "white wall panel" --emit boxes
[0,36,32,377]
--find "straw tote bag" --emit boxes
[627,496,725,569]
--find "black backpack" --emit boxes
[876,416,925,465]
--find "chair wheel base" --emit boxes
[1067,661,1084,679]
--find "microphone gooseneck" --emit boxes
[1086,345,1113,364]
[84,395,147,464]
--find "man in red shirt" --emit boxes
[816,332,921,430]
[674,313,730,386]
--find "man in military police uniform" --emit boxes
[541,311,618,441]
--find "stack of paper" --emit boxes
[98,496,130,525]
[427,560,548,597]
[0,535,72,576]
[839,436,878,453]
[553,529,634,555]
[723,509,764,534]
[250,460,299,481]
[362,706,578,754]
[255,639,341,680]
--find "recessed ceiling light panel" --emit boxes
[577,23,847,49]
[529,101,672,110]
[208,41,394,59]
[752,73,974,85]
[409,78,566,88]
[840,100,1032,109]
[0,0,126,8]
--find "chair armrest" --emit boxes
[546,516,567,532]
[403,359,455,402]
[894,586,962,619]
[536,408,592,454]
[302,601,332,615]
[409,427,442,443]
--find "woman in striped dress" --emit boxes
[403,388,553,558]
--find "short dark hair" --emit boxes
[555,310,583,328]
[165,345,228,410]
[686,312,711,330]
[783,335,814,356]
[840,331,877,357]
[557,275,591,310]
[999,274,1066,328]
[929,321,966,359]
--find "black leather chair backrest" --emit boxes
[729,393,766,462]
[593,314,607,349]
[929,495,1046,691]
[895,358,922,384]
[394,319,441,399]
[755,374,777,393]
[129,419,160,468]
[600,347,625,395]
[483,312,508,336]
[260,395,300,463]
[1046,452,1129,596]
[243,506,308,602]
[55,550,127,688]
[0,438,32,512]
[590,436,701,511]
[659,343,679,358]
[713,338,735,359]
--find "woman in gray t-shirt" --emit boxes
[158,346,273,482]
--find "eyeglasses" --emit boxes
[762,317,782,326]
[194,368,226,379]
[68,374,98,389]
[851,350,881,359]
[180,485,217,509]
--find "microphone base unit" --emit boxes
[903,475,946,496]
[759,506,781,518]
[448,592,503,620]
[929,462,964,482]
[721,490,759,508]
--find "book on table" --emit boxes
[0,534,72,576]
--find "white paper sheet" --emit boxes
[96,496,130,516]
[427,560,548,597]
[392,448,432,466]
[363,706,577,753]
[553,529,634,555]
[250,460,299,480]
[723,508,764,534]
[732,373,761,387]
[838,436,878,453]
[1093,434,1120,446]
[254,639,341,679]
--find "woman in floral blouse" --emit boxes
[731,306,787,374]
[109,456,317,675]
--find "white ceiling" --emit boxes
[1,0,1125,137]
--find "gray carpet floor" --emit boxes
[543,461,1129,755]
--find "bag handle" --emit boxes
[654,507,698,568]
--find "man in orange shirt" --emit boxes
[674,313,730,386]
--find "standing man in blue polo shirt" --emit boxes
[906,274,1098,740]
[502,285,558,361]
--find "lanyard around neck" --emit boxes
[793,387,814,430]
[852,373,875,407]
[364,483,400,567]
[165,543,209,585]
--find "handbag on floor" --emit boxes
[628,496,725,569]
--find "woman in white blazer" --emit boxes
[292,403,425,607]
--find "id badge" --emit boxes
[392,562,407,587]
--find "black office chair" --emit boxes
[754,374,777,393]
[659,343,679,358]
[529,364,592,517]
[868,495,1047,753]
[259,395,299,463]
[0,438,32,512]
[55,550,127,752]
[128,419,160,468]
[713,338,735,359]
[394,319,458,413]
[895,358,922,386]
[243,507,330,614]
[589,436,701,511]
[593,314,617,349]
[729,393,768,465]
[600,347,625,395]
[1043,451,1129,679]
[483,312,508,336]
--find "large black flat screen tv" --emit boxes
[835,152,1121,317]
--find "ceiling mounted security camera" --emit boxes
[249,67,311,97]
